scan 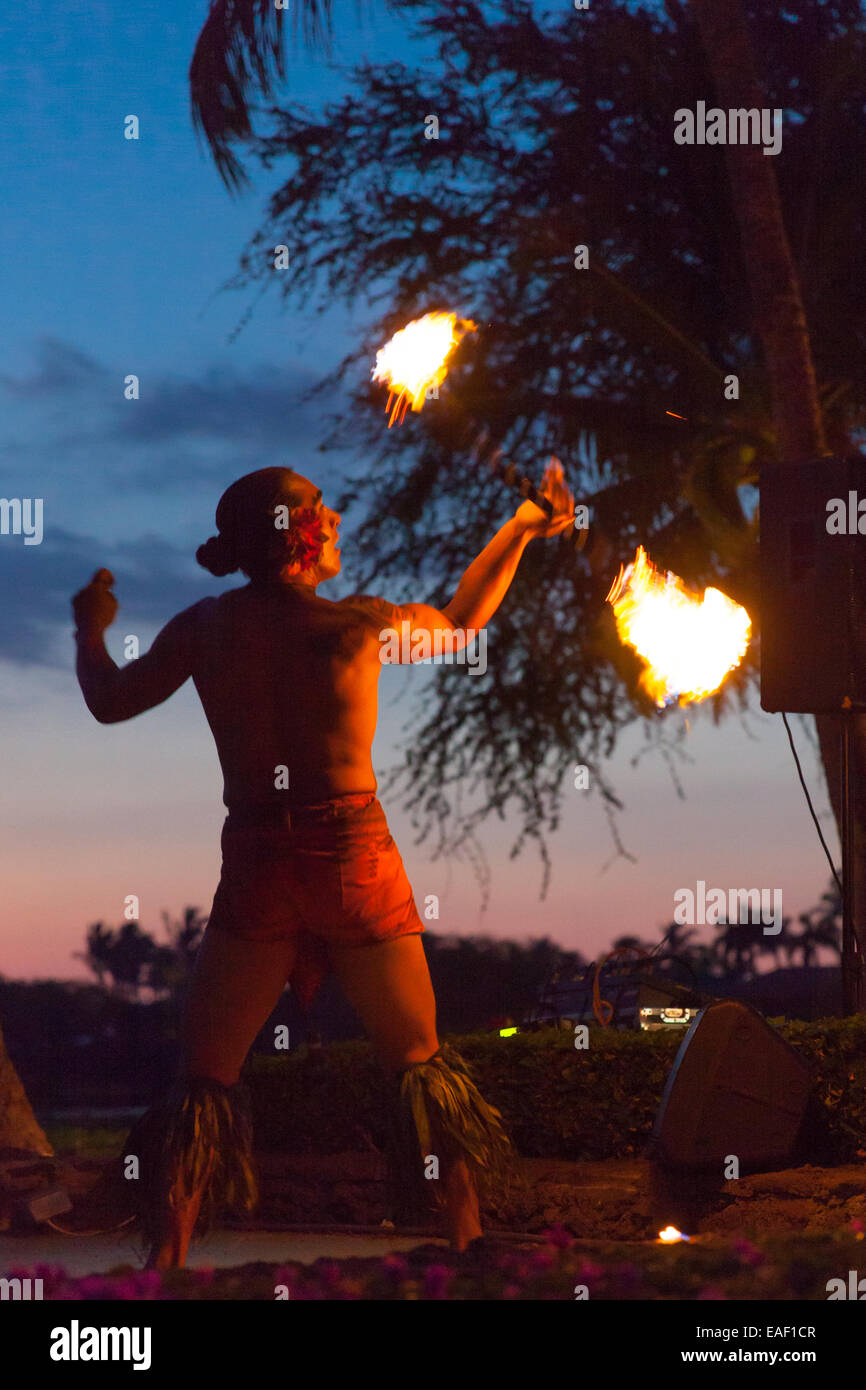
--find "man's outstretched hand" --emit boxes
[72,569,118,637]
[513,456,576,539]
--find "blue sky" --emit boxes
[0,0,842,981]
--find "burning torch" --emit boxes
[373,312,590,551]
[373,312,752,706]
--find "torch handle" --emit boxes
[488,453,589,551]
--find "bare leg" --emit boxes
[329,935,483,1250]
[146,926,297,1269]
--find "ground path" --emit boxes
[2,1152,864,1278]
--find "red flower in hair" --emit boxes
[275,506,326,572]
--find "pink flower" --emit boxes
[276,507,326,572]
[697,1286,727,1300]
[132,1271,164,1298]
[733,1238,765,1267]
[502,1283,521,1299]
[531,1250,556,1272]
[381,1254,409,1280]
[576,1259,603,1281]
[542,1224,574,1250]
[107,1278,142,1300]
[75,1275,114,1300]
[29,1266,70,1297]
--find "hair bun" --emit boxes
[196,533,239,578]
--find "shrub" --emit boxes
[246,1016,866,1164]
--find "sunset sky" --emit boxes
[0,0,841,983]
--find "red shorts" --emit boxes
[206,793,424,1009]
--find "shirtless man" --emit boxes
[72,460,575,1268]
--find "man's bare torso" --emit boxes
[192,584,389,809]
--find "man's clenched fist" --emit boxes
[72,568,118,636]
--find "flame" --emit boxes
[658,1225,690,1244]
[606,546,751,707]
[373,312,476,426]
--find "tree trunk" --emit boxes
[691,0,863,1011]
[0,1021,53,1155]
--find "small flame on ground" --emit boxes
[658,1225,690,1243]
[373,312,476,426]
[606,546,751,707]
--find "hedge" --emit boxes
[246,1015,866,1165]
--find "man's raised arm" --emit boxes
[72,569,200,723]
[352,458,575,660]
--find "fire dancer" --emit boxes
[72,461,575,1268]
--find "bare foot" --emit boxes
[443,1158,483,1251]
[144,1192,203,1270]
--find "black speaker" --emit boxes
[650,1000,812,1169]
[760,454,866,712]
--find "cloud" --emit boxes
[0,337,356,676]
[0,337,331,485]
[0,524,232,671]
[109,365,322,447]
[0,338,107,396]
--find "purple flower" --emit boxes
[613,1262,641,1292]
[423,1264,452,1299]
[316,1261,342,1287]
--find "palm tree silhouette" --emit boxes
[190,0,333,191]
[786,885,842,969]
